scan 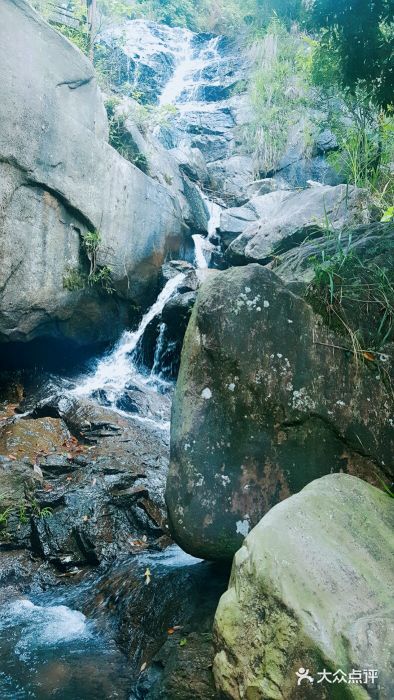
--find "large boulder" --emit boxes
[0,0,185,345]
[207,156,255,207]
[165,264,393,560]
[272,220,394,286]
[213,474,394,700]
[226,184,375,265]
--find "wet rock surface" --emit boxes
[91,548,229,693]
[0,377,171,569]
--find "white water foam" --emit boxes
[72,273,185,403]
[192,233,216,272]
[159,35,220,108]
[5,599,91,654]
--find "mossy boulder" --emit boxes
[213,473,394,699]
[165,264,393,560]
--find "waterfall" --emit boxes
[72,273,185,403]
[72,34,224,408]
[159,34,220,108]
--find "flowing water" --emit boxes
[0,22,229,699]
[70,25,223,411]
[159,34,220,108]
[72,272,185,406]
[0,547,203,699]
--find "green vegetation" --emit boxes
[63,230,115,295]
[0,505,13,530]
[309,0,393,110]
[241,18,313,174]
[327,107,394,215]
[0,497,52,537]
[63,267,86,292]
[306,235,394,361]
[105,97,149,171]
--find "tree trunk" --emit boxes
[86,0,97,61]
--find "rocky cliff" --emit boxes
[0,0,192,346]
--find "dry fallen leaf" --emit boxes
[140,662,147,673]
[144,567,151,585]
[362,351,376,361]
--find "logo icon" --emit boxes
[296,667,314,686]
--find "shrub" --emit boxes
[241,19,314,174]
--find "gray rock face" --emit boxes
[226,184,374,265]
[99,20,179,104]
[273,221,394,288]
[0,0,186,344]
[165,264,392,560]
[273,117,343,188]
[207,156,255,207]
[213,474,394,699]
[114,96,209,234]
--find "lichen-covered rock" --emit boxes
[213,473,394,699]
[165,264,392,560]
[0,0,185,345]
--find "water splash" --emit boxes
[72,273,185,403]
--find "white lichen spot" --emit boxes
[336,400,346,407]
[292,387,316,411]
[228,383,236,392]
[287,319,293,324]
[263,300,270,308]
[195,474,204,487]
[184,443,191,451]
[221,475,230,486]
[245,286,251,293]
[201,387,212,399]
[277,353,283,359]
[236,518,250,537]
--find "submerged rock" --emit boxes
[93,549,228,696]
[166,264,392,560]
[213,473,394,699]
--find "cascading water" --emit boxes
[72,273,185,407]
[159,34,221,108]
[0,18,238,700]
[71,37,226,408]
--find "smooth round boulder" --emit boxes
[213,473,394,699]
